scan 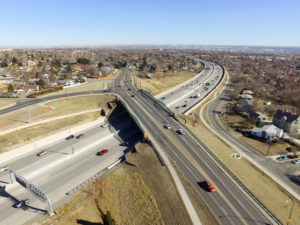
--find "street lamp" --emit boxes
[286,199,294,225]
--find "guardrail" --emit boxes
[140,90,174,117]
[65,159,122,196]
[181,123,282,225]
[148,140,165,166]
[182,62,225,115]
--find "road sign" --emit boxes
[9,170,54,216]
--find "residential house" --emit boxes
[0,75,13,84]
[251,124,283,141]
[239,93,253,99]
[242,90,254,95]
[249,112,267,123]
[273,110,300,135]
[237,98,254,113]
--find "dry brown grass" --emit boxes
[0,111,100,153]
[0,100,15,109]
[39,142,215,225]
[0,94,115,132]
[133,71,198,96]
[97,171,164,225]
[220,114,293,155]
[181,105,300,225]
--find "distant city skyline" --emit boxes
[1,0,300,47]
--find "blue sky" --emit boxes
[1,0,299,47]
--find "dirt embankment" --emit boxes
[40,142,218,225]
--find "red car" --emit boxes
[97,149,109,156]
[205,180,216,192]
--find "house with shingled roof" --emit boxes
[272,110,300,135]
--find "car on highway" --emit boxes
[204,180,215,192]
[97,149,109,156]
[120,141,129,146]
[291,159,300,164]
[0,166,8,172]
[13,199,29,208]
[37,150,47,157]
[177,129,185,135]
[101,123,108,128]
[164,124,171,129]
[66,135,74,140]
[76,134,84,139]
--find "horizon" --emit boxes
[1,0,300,47]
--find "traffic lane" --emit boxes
[170,78,222,114]
[0,121,122,181]
[130,95,246,225]
[153,126,239,225]
[162,68,214,106]
[145,108,266,225]
[0,90,107,116]
[178,134,269,225]
[133,88,270,224]
[0,142,125,225]
[128,92,260,224]
[0,129,138,225]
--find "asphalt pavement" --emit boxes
[113,68,277,225]
[0,113,138,225]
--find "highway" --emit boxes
[0,59,280,225]
[113,68,277,225]
[0,112,138,225]
[0,90,107,115]
[158,59,223,114]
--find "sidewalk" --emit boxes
[0,108,102,136]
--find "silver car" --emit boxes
[0,166,8,172]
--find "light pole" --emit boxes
[286,199,294,225]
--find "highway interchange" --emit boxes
[0,59,282,225]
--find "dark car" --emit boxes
[131,94,135,97]
[13,199,29,208]
[120,141,130,146]
[76,134,84,139]
[128,88,131,91]
[177,129,185,135]
[37,150,47,157]
[66,135,74,140]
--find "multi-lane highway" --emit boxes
[0,58,280,225]
[158,59,223,114]
[0,112,137,225]
[114,67,278,225]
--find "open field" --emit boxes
[0,94,115,132]
[179,101,300,225]
[0,111,100,153]
[133,71,199,96]
[0,100,15,109]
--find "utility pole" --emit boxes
[26,104,31,123]
[286,199,294,225]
